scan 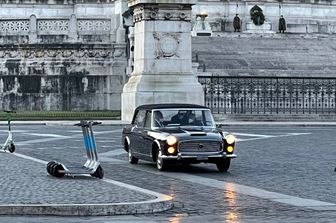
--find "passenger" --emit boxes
[187,112,203,126]
[171,110,188,125]
[153,110,163,127]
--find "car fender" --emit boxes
[151,139,162,162]
[124,136,131,152]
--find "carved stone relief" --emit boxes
[153,32,180,59]
[38,20,69,32]
[0,20,29,33]
[133,6,191,23]
[0,48,111,59]
[77,19,111,32]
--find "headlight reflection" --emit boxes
[224,183,240,222]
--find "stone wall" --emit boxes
[0,1,128,111]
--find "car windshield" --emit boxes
[152,109,215,129]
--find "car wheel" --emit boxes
[216,159,231,172]
[128,148,139,164]
[156,149,168,171]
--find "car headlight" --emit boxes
[167,147,176,154]
[166,135,177,146]
[227,146,234,153]
[225,134,235,144]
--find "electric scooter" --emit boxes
[46,120,104,179]
[1,110,15,153]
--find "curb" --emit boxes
[0,152,174,216]
[0,199,173,216]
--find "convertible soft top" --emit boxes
[135,103,208,111]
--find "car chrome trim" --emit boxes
[125,136,130,146]
[159,153,237,159]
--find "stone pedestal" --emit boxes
[191,14,212,37]
[122,0,204,121]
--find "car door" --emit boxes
[130,109,146,155]
[140,110,154,156]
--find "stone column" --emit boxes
[29,14,37,44]
[121,0,204,121]
[69,14,78,42]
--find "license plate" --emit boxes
[197,156,208,161]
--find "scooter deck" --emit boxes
[61,166,96,175]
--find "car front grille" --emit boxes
[178,141,222,153]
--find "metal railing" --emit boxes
[198,75,336,114]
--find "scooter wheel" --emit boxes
[46,161,56,175]
[53,164,65,178]
[9,143,15,153]
[91,165,104,179]
[50,162,59,176]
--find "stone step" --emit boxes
[192,35,336,76]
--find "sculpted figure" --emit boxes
[279,15,286,33]
[233,14,241,32]
[250,5,265,26]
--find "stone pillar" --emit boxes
[115,0,128,44]
[69,14,78,42]
[121,0,204,121]
[29,14,37,44]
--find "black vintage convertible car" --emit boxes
[122,104,237,171]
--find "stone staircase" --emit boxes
[192,33,336,121]
[192,33,336,77]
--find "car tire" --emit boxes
[128,148,139,164]
[216,159,231,172]
[156,149,168,171]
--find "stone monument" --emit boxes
[122,0,204,121]
[191,13,213,36]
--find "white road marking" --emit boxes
[125,164,336,211]
[97,140,116,143]
[15,136,73,146]
[0,130,28,133]
[22,133,70,138]
[226,132,272,138]
[99,157,127,164]
[15,129,122,146]
[10,152,47,165]
[99,149,125,157]
[6,128,323,211]
[5,151,172,206]
[235,133,311,142]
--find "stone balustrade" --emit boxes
[0,15,113,44]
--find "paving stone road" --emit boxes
[0,124,335,222]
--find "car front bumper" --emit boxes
[159,152,236,163]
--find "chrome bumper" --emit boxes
[159,152,237,160]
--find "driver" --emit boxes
[171,110,188,125]
[153,110,163,127]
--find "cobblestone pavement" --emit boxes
[0,124,335,222]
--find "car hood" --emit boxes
[155,127,223,141]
